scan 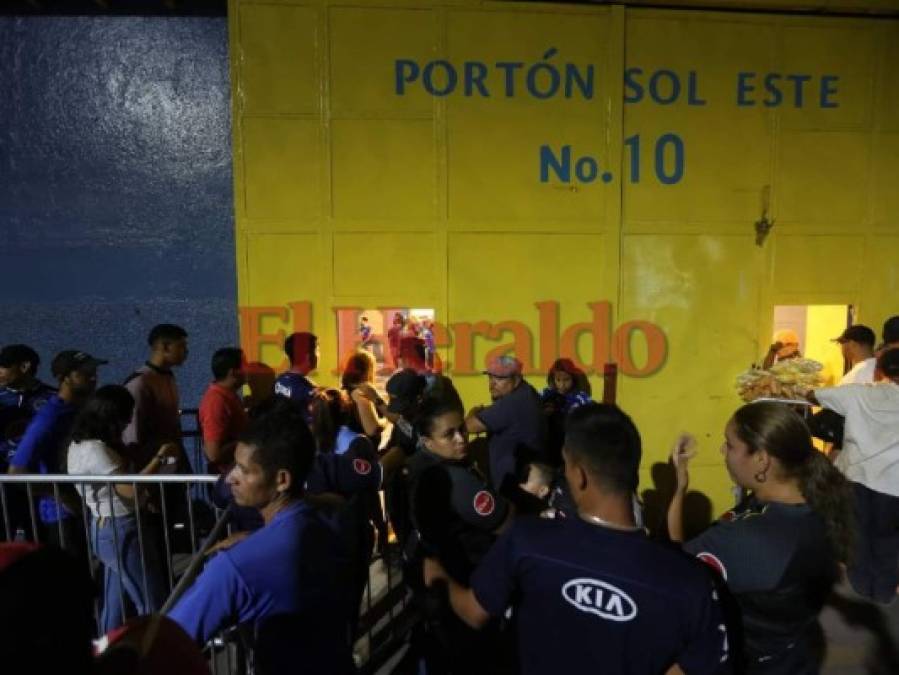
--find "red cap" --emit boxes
[95,615,210,675]
[483,355,523,377]
[0,542,40,573]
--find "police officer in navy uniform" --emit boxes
[305,387,409,640]
[425,403,728,675]
[404,396,513,675]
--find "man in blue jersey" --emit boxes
[168,397,356,674]
[8,350,105,558]
[0,345,55,468]
[273,332,319,423]
[426,403,729,675]
[0,345,56,539]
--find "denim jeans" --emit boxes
[91,513,168,632]
[848,481,899,604]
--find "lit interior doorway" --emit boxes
[771,305,853,388]
[336,306,438,381]
[771,305,853,452]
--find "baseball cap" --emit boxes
[833,324,876,347]
[877,348,899,378]
[483,355,523,378]
[773,328,799,345]
[50,350,108,379]
[386,369,426,414]
[0,344,40,370]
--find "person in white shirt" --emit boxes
[67,385,180,631]
[809,348,899,603]
[835,324,877,385]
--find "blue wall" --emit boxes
[0,16,237,408]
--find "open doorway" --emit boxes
[336,306,438,379]
[771,305,853,388]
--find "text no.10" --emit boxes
[540,134,685,185]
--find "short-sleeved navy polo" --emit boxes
[471,516,728,675]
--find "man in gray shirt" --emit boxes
[465,356,545,491]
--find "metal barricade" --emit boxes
[0,473,413,675]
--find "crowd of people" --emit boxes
[1,314,898,674]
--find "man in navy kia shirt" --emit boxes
[426,403,728,675]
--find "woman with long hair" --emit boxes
[340,350,386,441]
[66,384,179,631]
[668,402,853,674]
[541,357,592,466]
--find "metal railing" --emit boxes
[0,472,412,674]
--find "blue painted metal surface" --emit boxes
[0,16,236,408]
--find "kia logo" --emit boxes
[561,578,638,622]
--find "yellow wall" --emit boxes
[803,305,847,386]
[229,0,899,514]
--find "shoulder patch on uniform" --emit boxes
[696,552,728,580]
[353,458,372,476]
[473,490,495,517]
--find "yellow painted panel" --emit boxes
[623,120,773,226]
[330,7,435,116]
[872,133,899,226]
[618,234,761,475]
[445,9,612,116]
[777,131,868,224]
[772,235,860,294]
[862,235,899,329]
[779,25,875,130]
[447,233,611,406]
[239,4,318,115]
[805,305,848,387]
[332,233,437,297]
[331,119,434,220]
[448,115,609,221]
[246,234,321,366]
[878,25,899,131]
[242,117,320,221]
[246,234,321,306]
[444,8,614,223]
[624,16,775,224]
